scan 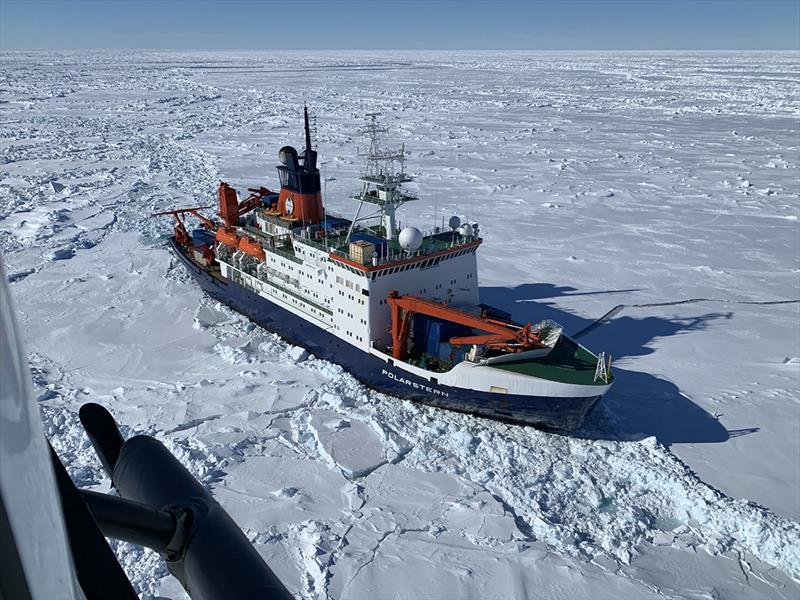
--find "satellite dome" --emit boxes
[448,215,461,230]
[398,226,423,252]
[458,224,474,238]
[278,145,297,165]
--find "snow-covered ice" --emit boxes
[2,50,799,599]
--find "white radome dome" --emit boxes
[398,226,423,251]
[458,224,474,238]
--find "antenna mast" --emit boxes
[345,113,416,243]
[303,104,313,171]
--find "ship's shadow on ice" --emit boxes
[480,284,748,446]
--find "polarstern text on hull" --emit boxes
[156,108,614,430]
[382,369,449,397]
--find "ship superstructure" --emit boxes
[158,108,613,430]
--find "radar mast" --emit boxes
[346,114,416,242]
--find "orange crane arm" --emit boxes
[218,182,276,227]
[448,333,515,346]
[151,206,216,252]
[386,291,543,360]
[151,206,216,229]
[387,293,518,337]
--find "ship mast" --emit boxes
[346,113,415,243]
[303,104,315,172]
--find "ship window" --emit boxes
[361,289,369,296]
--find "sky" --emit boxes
[0,0,798,51]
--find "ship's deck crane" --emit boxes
[218,182,275,228]
[386,291,545,361]
[151,205,215,249]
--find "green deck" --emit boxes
[489,338,613,386]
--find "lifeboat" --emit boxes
[216,228,265,261]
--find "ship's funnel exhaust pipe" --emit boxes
[78,403,293,600]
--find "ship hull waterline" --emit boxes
[169,239,603,430]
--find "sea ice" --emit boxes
[2,49,798,600]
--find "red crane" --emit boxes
[151,205,214,247]
[386,291,545,361]
[218,182,275,228]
